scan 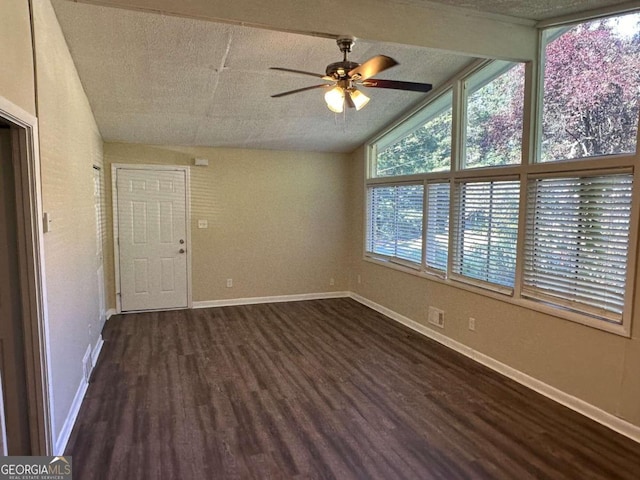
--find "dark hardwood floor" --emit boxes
[66,298,640,479]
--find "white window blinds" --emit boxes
[453,180,520,290]
[425,182,450,272]
[367,184,424,264]
[523,173,633,323]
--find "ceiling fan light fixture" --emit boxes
[325,86,345,113]
[348,88,370,111]
[271,35,432,112]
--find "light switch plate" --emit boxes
[43,212,52,233]
[198,219,208,229]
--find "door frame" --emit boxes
[0,95,53,454]
[93,165,107,330]
[111,163,192,313]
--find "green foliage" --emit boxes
[376,107,452,177]
[465,63,525,168]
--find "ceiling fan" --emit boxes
[270,36,433,113]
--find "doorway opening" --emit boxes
[0,97,52,454]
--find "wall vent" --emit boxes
[428,306,445,328]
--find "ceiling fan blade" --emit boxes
[349,55,398,81]
[270,67,332,80]
[361,79,433,93]
[271,84,330,98]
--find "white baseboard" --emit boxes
[106,308,117,320]
[192,291,350,309]
[54,373,88,456]
[92,335,104,368]
[54,335,103,455]
[349,292,640,444]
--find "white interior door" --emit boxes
[116,167,188,312]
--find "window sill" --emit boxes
[361,255,631,338]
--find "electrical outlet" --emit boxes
[428,307,445,328]
[469,317,476,331]
[226,278,233,288]
[330,278,335,286]
[357,274,361,284]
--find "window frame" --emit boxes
[450,177,521,294]
[370,88,454,179]
[363,11,640,336]
[365,182,425,269]
[462,60,526,170]
[535,15,640,164]
[521,169,635,325]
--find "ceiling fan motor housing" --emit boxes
[325,61,360,80]
[326,36,359,80]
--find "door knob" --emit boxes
[179,248,185,254]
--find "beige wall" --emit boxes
[104,143,351,306]
[0,0,36,115]
[32,0,105,443]
[348,146,640,429]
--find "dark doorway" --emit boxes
[0,119,32,454]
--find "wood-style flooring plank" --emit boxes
[66,298,640,479]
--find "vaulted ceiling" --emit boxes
[51,0,633,153]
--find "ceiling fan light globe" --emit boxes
[349,88,370,111]
[325,86,345,113]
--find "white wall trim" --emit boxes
[0,370,7,455]
[105,308,117,321]
[91,335,104,368]
[54,336,103,455]
[192,291,350,309]
[54,373,88,456]
[348,292,640,444]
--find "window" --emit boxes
[540,12,640,162]
[374,91,452,177]
[367,184,424,265]
[452,180,520,290]
[425,182,450,273]
[365,12,638,334]
[464,61,525,169]
[523,173,633,323]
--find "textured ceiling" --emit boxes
[393,0,633,20]
[51,0,473,153]
[51,0,633,153]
